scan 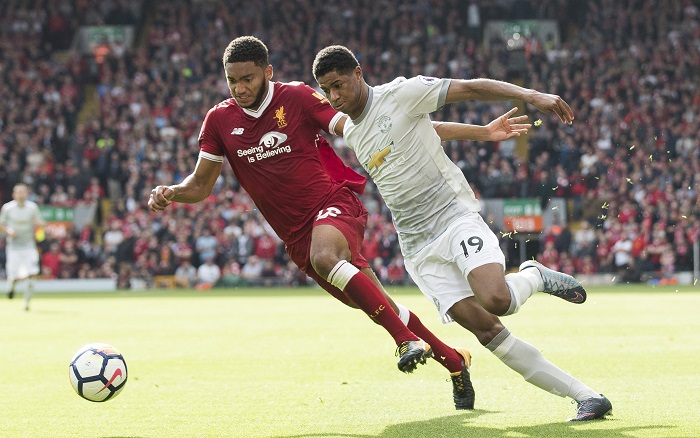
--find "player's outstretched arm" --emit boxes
[148,157,223,212]
[432,107,531,142]
[445,78,574,125]
[483,107,531,140]
[431,121,483,141]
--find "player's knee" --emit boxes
[477,292,511,316]
[310,249,349,279]
[450,306,506,346]
[310,253,338,279]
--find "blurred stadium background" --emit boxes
[1,0,698,293]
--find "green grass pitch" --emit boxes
[1,284,699,437]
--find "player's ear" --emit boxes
[265,65,273,81]
[353,65,363,80]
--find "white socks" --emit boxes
[25,280,33,310]
[504,268,542,315]
[486,329,599,401]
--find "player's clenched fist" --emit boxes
[148,185,175,212]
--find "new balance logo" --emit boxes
[231,128,244,135]
[316,207,341,220]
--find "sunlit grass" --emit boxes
[1,285,698,437]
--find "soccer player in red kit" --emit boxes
[148,36,476,408]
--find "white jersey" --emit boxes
[0,200,41,250]
[342,76,481,256]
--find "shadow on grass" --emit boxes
[35,286,421,300]
[270,410,676,438]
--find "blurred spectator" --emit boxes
[174,260,197,288]
[41,242,62,279]
[572,221,596,259]
[196,256,221,289]
[621,250,655,283]
[377,224,398,265]
[217,261,246,288]
[260,260,281,286]
[659,248,677,279]
[538,240,560,271]
[102,220,124,256]
[558,252,576,277]
[116,227,137,264]
[194,228,218,265]
[611,232,633,275]
[171,234,193,266]
[235,232,256,266]
[371,257,388,283]
[254,232,280,261]
[156,242,176,275]
[386,256,406,285]
[281,259,311,287]
[646,233,671,271]
[577,255,598,275]
[59,239,81,278]
[241,255,264,284]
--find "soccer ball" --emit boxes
[69,343,128,402]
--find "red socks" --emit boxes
[407,311,464,373]
[327,260,462,372]
[343,273,416,345]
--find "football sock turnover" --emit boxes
[328,260,417,345]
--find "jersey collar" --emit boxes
[241,81,275,118]
[351,86,373,124]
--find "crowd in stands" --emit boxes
[0,0,698,288]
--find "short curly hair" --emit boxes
[222,36,269,68]
[312,45,359,80]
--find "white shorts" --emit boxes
[6,247,40,282]
[403,213,505,324]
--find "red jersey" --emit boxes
[199,81,365,244]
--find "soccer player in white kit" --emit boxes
[313,45,612,421]
[0,184,44,311]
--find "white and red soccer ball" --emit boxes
[69,343,127,402]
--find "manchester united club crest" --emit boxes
[376,115,392,133]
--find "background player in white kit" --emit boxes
[0,184,44,311]
[313,45,612,421]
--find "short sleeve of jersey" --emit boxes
[198,106,225,163]
[390,76,451,118]
[0,204,7,225]
[293,83,344,135]
[30,203,40,223]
